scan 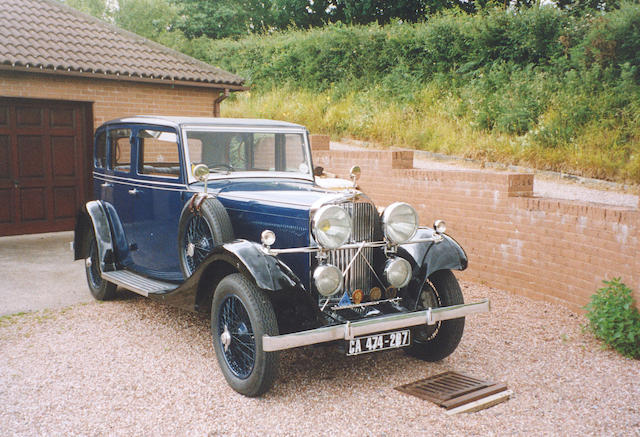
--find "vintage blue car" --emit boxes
[74,116,489,396]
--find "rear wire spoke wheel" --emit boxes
[84,231,116,301]
[211,274,279,397]
[405,269,465,362]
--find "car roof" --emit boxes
[100,116,306,130]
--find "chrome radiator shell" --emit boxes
[321,200,380,305]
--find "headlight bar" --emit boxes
[264,231,444,255]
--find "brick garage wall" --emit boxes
[311,135,640,311]
[0,71,219,129]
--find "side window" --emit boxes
[94,131,107,169]
[137,129,180,178]
[109,128,132,173]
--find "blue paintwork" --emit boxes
[86,116,469,308]
[214,179,329,286]
[90,118,331,287]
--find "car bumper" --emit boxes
[262,298,490,352]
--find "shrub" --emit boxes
[197,3,640,183]
[584,278,640,359]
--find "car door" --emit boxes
[105,126,136,268]
[127,125,185,280]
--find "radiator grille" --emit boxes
[324,201,378,305]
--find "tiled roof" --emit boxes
[0,0,245,88]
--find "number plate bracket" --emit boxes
[347,329,411,356]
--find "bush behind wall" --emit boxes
[196,4,640,182]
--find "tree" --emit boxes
[63,0,112,20]
[114,0,178,39]
[173,0,276,39]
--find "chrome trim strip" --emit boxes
[93,173,187,188]
[262,299,490,352]
[95,180,186,192]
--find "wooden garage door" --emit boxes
[0,98,91,236]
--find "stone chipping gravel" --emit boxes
[1,283,638,436]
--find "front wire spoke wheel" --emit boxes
[219,295,256,379]
[405,269,465,362]
[211,274,279,397]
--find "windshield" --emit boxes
[184,129,312,179]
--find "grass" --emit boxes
[197,5,640,184]
[0,312,29,327]
[223,85,640,183]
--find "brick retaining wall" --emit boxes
[310,135,640,311]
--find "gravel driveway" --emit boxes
[1,152,638,435]
[1,279,638,436]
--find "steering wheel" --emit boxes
[208,162,234,172]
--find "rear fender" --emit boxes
[74,201,116,272]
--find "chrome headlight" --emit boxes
[382,202,418,244]
[312,205,351,249]
[313,264,342,297]
[384,257,412,289]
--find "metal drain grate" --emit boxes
[395,371,508,411]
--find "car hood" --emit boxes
[211,179,352,211]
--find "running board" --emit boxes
[102,270,178,297]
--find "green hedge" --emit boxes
[187,4,640,182]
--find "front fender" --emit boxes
[212,240,303,292]
[401,227,468,281]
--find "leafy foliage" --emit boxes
[172,0,509,39]
[64,0,640,182]
[114,0,179,40]
[584,278,640,359]
[201,4,640,182]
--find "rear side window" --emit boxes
[137,129,180,178]
[109,128,132,173]
[94,131,107,169]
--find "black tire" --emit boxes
[405,269,465,362]
[178,197,233,278]
[84,231,117,301]
[211,273,279,397]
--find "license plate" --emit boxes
[347,330,411,356]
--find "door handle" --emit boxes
[128,188,139,195]
[13,180,20,188]
[101,182,112,188]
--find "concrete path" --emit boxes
[331,139,639,209]
[0,231,91,316]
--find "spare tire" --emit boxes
[178,196,234,278]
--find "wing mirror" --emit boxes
[349,165,361,188]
